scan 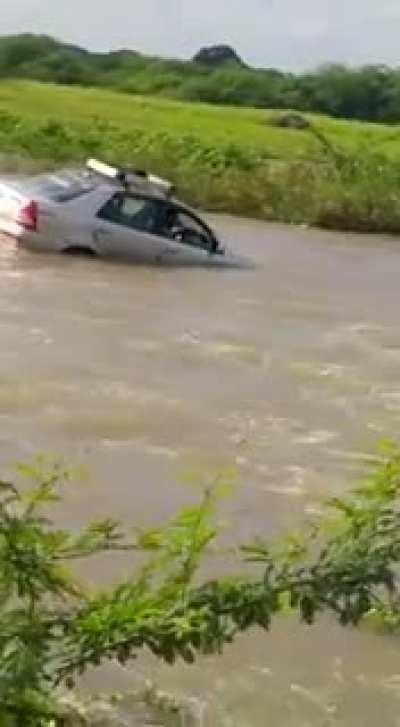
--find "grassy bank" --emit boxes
[2,80,400,233]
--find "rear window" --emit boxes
[15,170,99,203]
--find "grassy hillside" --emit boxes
[1,80,399,159]
[0,81,316,159]
[1,80,400,233]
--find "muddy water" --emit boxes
[1,217,400,725]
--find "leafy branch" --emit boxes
[1,446,400,725]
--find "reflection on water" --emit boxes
[1,220,400,725]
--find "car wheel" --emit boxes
[63,246,96,257]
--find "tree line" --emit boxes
[1,34,400,123]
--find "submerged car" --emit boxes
[0,159,229,264]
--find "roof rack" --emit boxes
[86,159,174,198]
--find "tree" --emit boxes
[0,34,58,74]
[1,444,400,724]
[192,45,245,68]
[2,33,400,122]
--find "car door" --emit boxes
[93,192,168,261]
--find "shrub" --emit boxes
[269,112,311,130]
[2,445,400,723]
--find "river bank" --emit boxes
[1,80,400,235]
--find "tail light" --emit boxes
[15,200,38,232]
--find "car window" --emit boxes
[176,212,205,237]
[165,206,213,251]
[98,193,162,234]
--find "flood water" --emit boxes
[1,217,400,725]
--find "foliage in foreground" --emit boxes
[1,445,400,724]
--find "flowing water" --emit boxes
[1,217,400,725]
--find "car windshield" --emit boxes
[15,170,99,203]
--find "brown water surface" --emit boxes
[1,218,400,724]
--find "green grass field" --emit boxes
[1,80,399,160]
[1,80,400,233]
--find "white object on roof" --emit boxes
[86,159,174,197]
[86,158,119,180]
[147,174,173,195]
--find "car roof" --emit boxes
[12,168,178,204]
[2,168,209,224]
[9,170,102,203]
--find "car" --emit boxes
[0,159,230,265]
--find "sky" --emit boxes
[1,0,400,70]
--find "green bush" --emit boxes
[2,444,400,724]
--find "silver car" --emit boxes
[0,159,229,265]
